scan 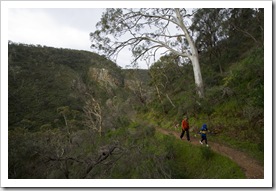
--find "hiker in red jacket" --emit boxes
[180,116,190,141]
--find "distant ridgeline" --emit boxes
[8,42,147,130]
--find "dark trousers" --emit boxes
[180,129,190,141]
[201,135,207,144]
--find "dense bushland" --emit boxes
[8,8,264,178]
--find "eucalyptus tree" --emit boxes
[190,8,228,73]
[226,8,264,46]
[90,8,204,98]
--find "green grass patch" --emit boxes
[155,131,246,179]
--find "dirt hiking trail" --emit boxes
[156,127,264,179]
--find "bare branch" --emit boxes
[142,36,189,57]
[90,8,204,97]
[83,94,103,136]
[82,145,117,179]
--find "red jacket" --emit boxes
[182,119,189,130]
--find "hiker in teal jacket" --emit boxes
[199,124,209,147]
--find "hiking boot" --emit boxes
[199,141,203,145]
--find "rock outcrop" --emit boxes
[88,67,123,88]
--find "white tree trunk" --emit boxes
[191,55,204,98]
[175,8,204,98]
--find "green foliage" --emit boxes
[200,146,215,160]
[8,43,122,130]
[8,8,264,178]
[9,114,245,179]
[145,43,263,164]
[155,132,245,179]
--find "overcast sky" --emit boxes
[8,8,153,69]
[6,1,271,70]
[9,8,104,51]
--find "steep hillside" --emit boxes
[8,43,126,130]
[8,42,263,179]
[7,8,264,180]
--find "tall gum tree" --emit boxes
[90,8,204,98]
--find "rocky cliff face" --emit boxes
[124,79,140,91]
[87,68,150,92]
[88,67,123,88]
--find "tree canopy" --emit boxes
[7,8,264,180]
[90,8,204,97]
